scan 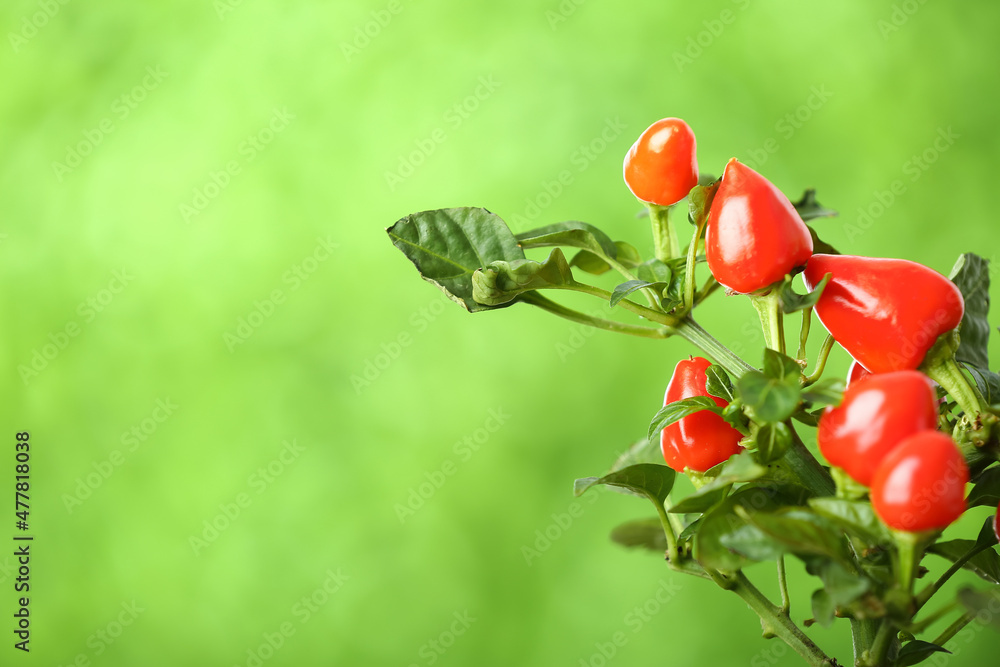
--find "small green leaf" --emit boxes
[793,189,838,221]
[719,523,785,561]
[516,220,618,259]
[740,508,849,561]
[754,422,793,464]
[688,179,720,226]
[958,587,1000,631]
[637,258,673,283]
[388,207,526,312]
[670,452,768,513]
[808,497,890,545]
[808,225,840,255]
[949,253,991,370]
[964,365,1000,406]
[611,280,667,308]
[737,371,802,423]
[678,517,703,543]
[669,486,730,514]
[722,401,751,432]
[705,365,736,402]
[811,589,835,628]
[610,518,668,552]
[569,250,612,275]
[966,466,1000,508]
[763,348,804,382]
[694,486,787,572]
[472,248,574,306]
[614,241,643,268]
[574,463,676,507]
[894,640,951,666]
[801,378,845,407]
[647,396,721,442]
[779,273,831,314]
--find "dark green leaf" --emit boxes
[818,560,871,607]
[737,371,802,423]
[808,225,840,255]
[949,253,991,370]
[705,365,736,402]
[678,517,703,543]
[958,587,1000,631]
[964,365,1000,406]
[754,422,793,464]
[895,641,951,666]
[574,463,676,507]
[611,280,667,308]
[763,348,804,382]
[694,486,796,572]
[669,486,731,514]
[647,396,721,442]
[515,220,618,259]
[472,248,574,306]
[927,539,1000,585]
[740,508,849,561]
[610,518,668,552]
[719,523,785,561]
[722,401,751,432]
[779,273,831,314]
[808,497,889,545]
[801,378,845,407]
[793,189,839,222]
[811,589,835,628]
[967,466,1000,508]
[388,207,526,312]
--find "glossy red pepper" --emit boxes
[704,158,814,294]
[623,118,699,207]
[847,360,871,385]
[661,357,742,472]
[803,254,965,373]
[818,371,938,486]
[870,431,968,532]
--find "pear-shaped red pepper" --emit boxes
[661,357,742,472]
[818,371,938,486]
[803,254,964,373]
[623,118,699,207]
[705,159,814,294]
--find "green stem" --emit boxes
[895,530,921,595]
[909,600,961,634]
[682,218,708,315]
[729,572,836,667]
[648,203,680,262]
[803,335,835,387]
[600,255,660,310]
[519,293,672,339]
[776,556,791,615]
[850,618,879,667]
[750,290,786,354]
[862,621,898,667]
[653,498,680,564]
[915,541,993,610]
[797,307,812,362]
[920,332,985,417]
[560,282,681,327]
[932,612,974,648]
[673,318,757,378]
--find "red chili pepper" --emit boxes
[818,371,938,486]
[803,254,965,373]
[623,118,699,207]
[870,431,968,532]
[661,357,742,472]
[847,360,871,385]
[705,159,814,294]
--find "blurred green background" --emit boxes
[2,0,999,664]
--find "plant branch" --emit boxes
[915,540,993,610]
[776,556,791,615]
[932,612,974,648]
[803,335,835,387]
[519,293,673,339]
[682,218,708,315]
[750,290,786,354]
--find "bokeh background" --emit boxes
[2,1,999,665]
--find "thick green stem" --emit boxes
[803,335,836,386]
[850,618,879,667]
[519,293,672,339]
[729,572,836,667]
[750,290,786,354]
[861,621,898,667]
[674,318,757,378]
[648,203,680,262]
[921,332,985,417]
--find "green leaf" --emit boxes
[515,220,618,259]
[763,348,804,382]
[808,498,890,545]
[808,225,840,255]
[688,179,720,227]
[722,401,751,432]
[610,518,668,552]
[818,560,871,606]
[737,371,801,423]
[894,641,951,666]
[569,250,613,275]
[388,207,526,312]
[779,273,831,314]
[964,365,1000,406]
[472,248,574,306]
[801,378,845,407]
[949,253,991,370]
[811,589,835,628]
[670,452,767,513]
[614,241,643,268]
[678,517,702,543]
[719,523,785,561]
[705,365,736,402]
[966,466,1000,508]
[793,189,838,221]
[669,486,730,514]
[958,587,1000,631]
[647,396,721,442]
[610,280,667,308]
[694,486,787,572]
[637,258,673,283]
[927,539,1000,584]
[574,463,676,507]
[739,508,849,561]
[754,422,793,464]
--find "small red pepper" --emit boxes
[704,158,814,294]
[803,254,964,373]
[870,431,968,533]
[623,118,699,207]
[818,371,938,486]
[661,357,743,473]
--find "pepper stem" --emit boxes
[648,202,680,262]
[749,289,786,354]
[920,331,985,417]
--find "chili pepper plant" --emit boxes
[387,118,1000,666]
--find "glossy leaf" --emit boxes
[894,641,951,666]
[949,253,991,370]
[754,422,793,464]
[966,467,1000,508]
[388,207,526,312]
[808,497,890,545]
[637,258,673,283]
[647,396,722,442]
[763,348,803,382]
[705,365,736,402]
[575,463,676,507]
[779,273,830,314]
[611,280,667,308]
[718,523,785,561]
[688,179,720,227]
[737,371,801,423]
[694,486,789,572]
[569,250,613,275]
